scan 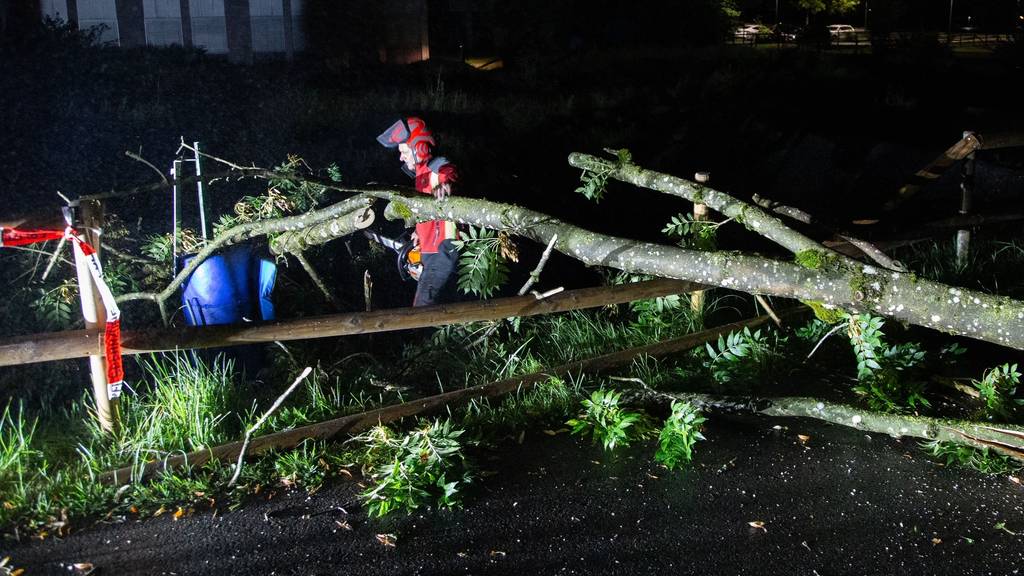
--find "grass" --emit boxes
[0,292,717,532]
[898,238,1024,297]
[0,402,43,523]
[5,275,1022,532]
[461,375,583,433]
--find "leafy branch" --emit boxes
[654,401,706,470]
[567,389,652,451]
[452,226,511,298]
[574,148,633,203]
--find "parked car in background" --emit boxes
[774,23,803,42]
[734,24,774,40]
[827,24,856,39]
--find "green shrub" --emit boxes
[703,326,781,385]
[845,314,929,412]
[567,389,651,451]
[358,419,474,518]
[971,363,1022,421]
[654,401,706,470]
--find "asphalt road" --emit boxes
[6,414,1024,575]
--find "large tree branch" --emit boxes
[567,152,848,262]
[751,193,907,272]
[305,189,1021,350]
[86,151,1024,350]
[115,195,373,312]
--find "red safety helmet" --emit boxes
[377,117,435,162]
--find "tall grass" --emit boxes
[2,291,741,531]
[899,238,1024,296]
[461,375,584,433]
[0,402,44,525]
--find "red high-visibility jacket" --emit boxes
[412,157,458,254]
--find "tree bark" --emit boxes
[310,188,1023,350]
[64,153,1024,352]
[115,195,373,310]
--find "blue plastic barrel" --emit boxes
[180,245,277,326]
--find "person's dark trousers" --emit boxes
[413,239,458,307]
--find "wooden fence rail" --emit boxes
[0,279,706,368]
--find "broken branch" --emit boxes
[632,390,1024,460]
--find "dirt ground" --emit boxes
[6,413,1024,575]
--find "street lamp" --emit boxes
[949,0,954,36]
[864,1,869,29]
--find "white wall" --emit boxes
[37,0,347,59]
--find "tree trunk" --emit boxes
[311,188,1023,350]
[87,154,1024,351]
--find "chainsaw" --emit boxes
[363,230,423,281]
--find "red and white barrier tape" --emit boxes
[1,226,124,399]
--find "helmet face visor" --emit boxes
[378,117,435,161]
[376,119,409,149]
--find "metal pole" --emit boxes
[691,172,711,317]
[948,0,954,37]
[956,131,975,269]
[171,159,181,272]
[193,141,208,241]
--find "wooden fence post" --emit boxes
[74,199,119,434]
[956,130,976,269]
[691,172,711,316]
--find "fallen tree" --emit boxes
[102,149,1024,350]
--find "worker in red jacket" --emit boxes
[377,117,460,306]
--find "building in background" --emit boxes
[36,0,430,65]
